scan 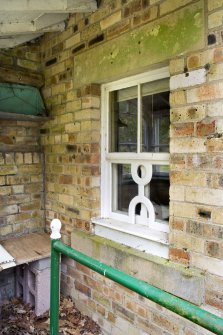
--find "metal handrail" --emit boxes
[50,219,223,335]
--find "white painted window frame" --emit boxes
[92,67,170,258]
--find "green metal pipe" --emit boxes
[53,240,223,335]
[50,239,60,335]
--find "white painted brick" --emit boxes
[207,102,223,117]
[190,252,223,276]
[170,69,206,90]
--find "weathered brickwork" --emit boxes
[0,120,44,239]
[0,0,222,333]
[37,0,223,334]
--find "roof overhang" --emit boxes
[0,0,97,48]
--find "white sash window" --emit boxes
[92,67,170,258]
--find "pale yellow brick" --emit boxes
[66,100,82,112]
[170,138,206,153]
[52,83,66,95]
[66,90,78,101]
[170,104,206,123]
[91,131,101,142]
[160,0,192,16]
[55,134,61,144]
[51,62,66,76]
[0,225,13,236]
[100,10,122,30]
[169,58,185,75]
[0,154,4,164]
[0,176,5,185]
[62,134,69,142]
[92,120,100,130]
[169,232,204,253]
[65,122,81,133]
[5,153,14,165]
[208,10,223,29]
[33,152,41,164]
[58,194,73,206]
[170,202,197,218]
[81,120,92,131]
[65,33,81,49]
[76,131,92,143]
[0,165,17,175]
[208,0,223,11]
[24,153,32,164]
[170,90,186,106]
[12,185,24,194]
[82,97,100,109]
[58,113,73,124]
[171,170,207,187]
[185,187,223,206]
[212,207,223,224]
[75,109,100,121]
[0,186,11,195]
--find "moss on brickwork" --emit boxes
[74,1,204,87]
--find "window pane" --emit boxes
[150,165,169,221]
[112,163,169,221]
[141,89,170,153]
[110,87,137,152]
[112,164,138,212]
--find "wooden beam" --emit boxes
[0,19,66,35]
[0,67,44,88]
[0,111,49,122]
[0,0,97,12]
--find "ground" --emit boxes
[0,295,102,335]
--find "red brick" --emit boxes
[170,123,194,137]
[196,121,216,137]
[75,281,91,297]
[169,247,190,265]
[214,47,223,63]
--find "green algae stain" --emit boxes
[74,1,204,87]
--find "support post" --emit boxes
[50,219,61,335]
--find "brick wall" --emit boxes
[38,0,223,334]
[0,120,44,239]
[0,42,45,239]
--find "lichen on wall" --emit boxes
[74,1,204,87]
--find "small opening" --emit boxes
[89,34,104,47]
[45,58,57,66]
[72,43,85,55]
[198,209,211,219]
[73,24,78,33]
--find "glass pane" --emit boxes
[112,163,169,221]
[112,164,138,213]
[150,165,169,221]
[110,87,137,152]
[141,89,170,153]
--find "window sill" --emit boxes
[92,217,169,259]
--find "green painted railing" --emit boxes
[50,219,223,335]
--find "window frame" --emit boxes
[93,67,170,258]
